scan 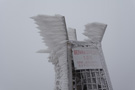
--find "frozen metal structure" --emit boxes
[31,14,113,90]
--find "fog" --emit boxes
[0,0,135,90]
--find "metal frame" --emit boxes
[67,41,113,90]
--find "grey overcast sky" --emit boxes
[0,0,135,90]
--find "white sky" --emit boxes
[0,0,135,90]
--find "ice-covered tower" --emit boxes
[31,15,113,90]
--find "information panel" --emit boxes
[72,47,102,69]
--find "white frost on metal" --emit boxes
[31,15,69,90]
[36,28,77,53]
[83,22,107,42]
[82,22,113,90]
[67,28,77,40]
[31,14,68,64]
[31,15,112,90]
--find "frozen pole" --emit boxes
[31,14,113,90]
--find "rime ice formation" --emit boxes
[83,22,107,43]
[31,15,77,90]
[31,15,68,64]
[31,14,113,90]
[67,28,77,40]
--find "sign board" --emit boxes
[72,47,102,70]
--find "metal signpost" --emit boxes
[67,41,113,90]
[32,14,113,90]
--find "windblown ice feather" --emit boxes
[36,27,77,53]
[31,14,68,63]
[31,15,68,52]
[83,22,107,42]
[31,15,70,90]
